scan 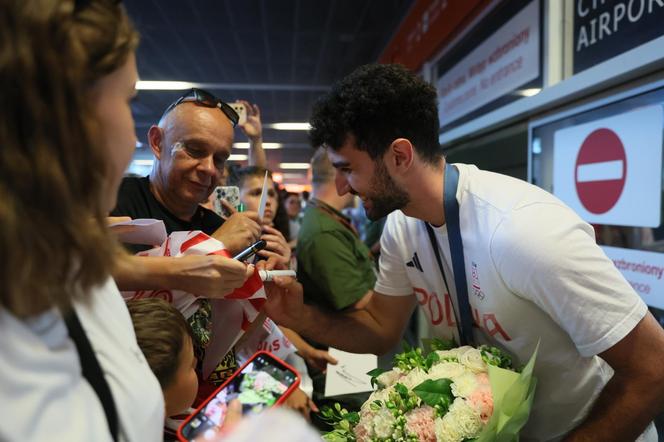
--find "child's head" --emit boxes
[127,299,198,417]
[227,166,277,225]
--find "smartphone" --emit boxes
[211,186,240,218]
[177,351,300,442]
[229,102,247,126]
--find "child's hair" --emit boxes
[126,299,194,389]
[226,165,272,188]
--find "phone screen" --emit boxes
[179,353,298,441]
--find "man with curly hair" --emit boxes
[265,63,664,441]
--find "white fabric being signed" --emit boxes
[0,277,164,441]
[376,163,655,441]
[108,218,167,246]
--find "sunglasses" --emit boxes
[161,88,239,127]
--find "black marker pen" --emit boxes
[233,239,267,261]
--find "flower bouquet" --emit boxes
[320,339,538,442]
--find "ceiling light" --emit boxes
[283,184,309,193]
[136,81,197,90]
[229,154,248,161]
[233,142,283,149]
[267,122,311,131]
[133,159,154,166]
[517,88,541,97]
[135,141,145,148]
[279,162,310,169]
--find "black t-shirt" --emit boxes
[111,176,223,253]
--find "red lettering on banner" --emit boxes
[429,292,444,325]
[413,287,447,326]
[413,287,512,342]
[272,339,280,352]
[472,307,480,327]
[130,290,146,300]
[164,237,171,257]
[483,314,511,341]
[151,289,173,303]
[414,287,428,305]
[443,292,456,327]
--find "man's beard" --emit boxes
[363,160,410,221]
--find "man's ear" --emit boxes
[147,125,164,160]
[388,138,415,173]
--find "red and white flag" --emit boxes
[122,230,268,377]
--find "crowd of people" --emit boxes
[1,1,664,441]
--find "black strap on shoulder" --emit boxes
[64,308,119,441]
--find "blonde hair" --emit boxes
[0,0,139,317]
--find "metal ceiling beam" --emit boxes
[137,82,330,91]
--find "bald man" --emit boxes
[110,89,278,402]
[112,90,261,254]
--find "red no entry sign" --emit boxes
[574,128,627,214]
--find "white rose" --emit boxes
[376,368,402,388]
[435,349,461,361]
[458,348,487,373]
[428,361,465,380]
[451,372,478,398]
[401,367,428,390]
[363,387,392,411]
[371,408,396,439]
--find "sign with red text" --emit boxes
[436,0,540,126]
[603,245,664,309]
[553,105,663,227]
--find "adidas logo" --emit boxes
[406,252,423,272]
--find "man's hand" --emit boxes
[212,211,261,254]
[282,388,318,421]
[263,276,305,330]
[259,225,291,269]
[300,347,338,373]
[174,255,253,298]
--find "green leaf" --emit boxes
[395,382,408,397]
[421,337,457,355]
[367,368,387,388]
[366,368,387,377]
[412,378,453,407]
[345,411,360,424]
[424,351,440,371]
[479,345,514,370]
